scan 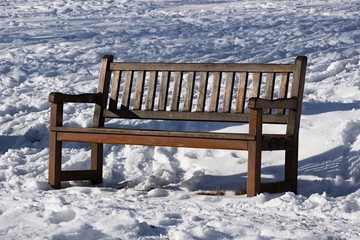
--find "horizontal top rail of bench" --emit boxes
[109,62,294,73]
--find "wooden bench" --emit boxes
[48,55,307,197]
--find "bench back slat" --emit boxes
[209,72,221,112]
[121,71,133,110]
[183,72,195,112]
[170,71,183,111]
[251,72,262,98]
[263,73,276,114]
[145,71,157,110]
[235,72,248,113]
[158,71,170,111]
[196,72,208,112]
[277,72,290,114]
[109,70,121,110]
[96,56,306,124]
[222,72,235,113]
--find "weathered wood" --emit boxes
[263,73,275,114]
[121,70,133,110]
[209,72,221,112]
[277,72,290,114]
[158,71,170,111]
[248,97,297,110]
[61,170,100,181]
[48,55,307,198]
[284,56,307,194]
[260,181,294,193]
[110,62,294,73]
[48,102,64,189]
[235,72,248,113]
[93,55,113,127]
[222,72,235,113]
[52,126,256,141]
[196,72,208,112]
[145,71,158,110]
[170,71,183,111]
[109,70,121,110]
[247,108,263,197]
[56,131,250,150]
[183,72,195,112]
[251,72,262,98]
[49,92,103,104]
[102,109,289,124]
[133,71,145,110]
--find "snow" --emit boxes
[0,0,360,239]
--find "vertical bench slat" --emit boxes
[183,71,195,112]
[222,72,235,113]
[235,72,249,113]
[145,71,158,110]
[121,71,133,110]
[170,71,183,111]
[263,73,276,114]
[158,71,170,111]
[277,72,290,114]
[133,71,145,110]
[109,70,121,110]
[251,72,262,98]
[209,72,221,112]
[196,72,208,112]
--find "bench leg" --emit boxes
[247,141,262,197]
[285,147,298,194]
[48,132,62,189]
[91,143,103,185]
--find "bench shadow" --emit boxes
[170,146,360,198]
[302,101,360,115]
[0,135,23,153]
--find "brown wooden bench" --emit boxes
[48,55,307,197]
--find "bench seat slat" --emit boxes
[52,127,294,151]
[52,127,254,140]
[54,127,252,150]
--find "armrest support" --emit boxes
[248,97,298,110]
[49,92,103,104]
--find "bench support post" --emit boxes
[91,143,103,184]
[285,145,298,193]
[247,108,263,197]
[48,102,63,189]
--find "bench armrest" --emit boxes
[248,97,298,110]
[49,92,103,104]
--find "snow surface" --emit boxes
[1,0,360,239]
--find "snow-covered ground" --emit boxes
[1,0,359,239]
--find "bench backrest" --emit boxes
[94,55,307,129]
